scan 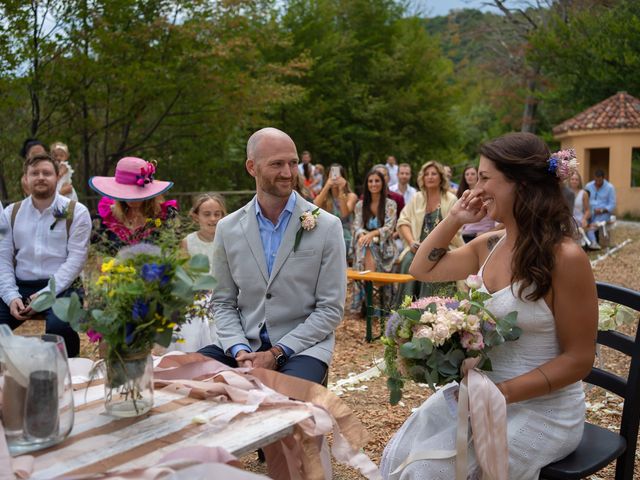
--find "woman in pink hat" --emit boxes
[89,157,177,255]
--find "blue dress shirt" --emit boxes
[585,179,616,224]
[229,193,297,359]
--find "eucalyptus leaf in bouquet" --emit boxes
[382,275,521,405]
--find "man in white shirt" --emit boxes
[385,155,399,189]
[390,163,417,206]
[0,153,91,357]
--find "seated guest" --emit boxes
[351,169,398,312]
[396,161,462,301]
[89,157,177,256]
[390,163,417,206]
[457,165,496,243]
[584,169,616,250]
[312,164,325,196]
[372,164,405,213]
[314,163,358,261]
[567,172,591,247]
[0,153,91,357]
[444,164,459,192]
[19,138,48,196]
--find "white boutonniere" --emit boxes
[294,208,320,251]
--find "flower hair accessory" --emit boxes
[547,148,578,181]
[294,208,320,251]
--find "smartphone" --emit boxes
[330,166,341,179]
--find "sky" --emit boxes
[413,0,492,17]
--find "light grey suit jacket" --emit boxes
[212,192,347,365]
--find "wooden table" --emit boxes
[347,269,414,342]
[29,383,311,478]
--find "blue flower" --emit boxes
[547,157,558,174]
[125,323,136,345]
[132,299,149,321]
[445,300,460,310]
[140,263,169,285]
[385,312,403,339]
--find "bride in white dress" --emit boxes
[381,133,598,479]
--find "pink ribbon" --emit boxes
[392,357,508,479]
[114,162,156,187]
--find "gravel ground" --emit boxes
[15,224,640,479]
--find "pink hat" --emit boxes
[89,157,173,201]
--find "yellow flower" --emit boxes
[108,290,116,298]
[167,322,177,329]
[115,265,135,274]
[157,327,165,332]
[154,218,162,228]
[176,338,186,344]
[96,275,110,286]
[101,259,116,273]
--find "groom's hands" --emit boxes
[235,350,277,370]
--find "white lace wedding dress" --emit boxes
[380,241,586,479]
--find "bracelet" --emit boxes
[411,242,420,250]
[536,367,552,393]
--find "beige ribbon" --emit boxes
[392,357,508,480]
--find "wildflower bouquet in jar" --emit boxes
[382,275,521,405]
[33,243,215,416]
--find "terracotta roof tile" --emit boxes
[553,91,640,135]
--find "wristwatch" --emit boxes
[269,346,287,368]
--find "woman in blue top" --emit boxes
[350,169,398,311]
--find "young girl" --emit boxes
[171,193,226,352]
[50,141,79,201]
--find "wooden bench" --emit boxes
[347,269,414,342]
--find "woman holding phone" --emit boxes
[314,163,358,260]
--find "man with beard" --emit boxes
[199,127,346,384]
[0,153,91,357]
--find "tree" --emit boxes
[274,0,458,183]
[529,0,640,126]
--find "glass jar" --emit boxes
[1,333,74,455]
[103,351,153,417]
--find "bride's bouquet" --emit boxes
[382,275,521,404]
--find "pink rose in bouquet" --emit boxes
[382,275,521,404]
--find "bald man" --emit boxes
[198,128,346,384]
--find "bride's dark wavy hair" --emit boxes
[479,132,576,301]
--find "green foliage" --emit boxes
[529,0,640,126]
[382,284,520,404]
[272,0,458,181]
[33,245,216,358]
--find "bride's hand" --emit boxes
[450,189,487,224]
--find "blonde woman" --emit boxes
[396,161,462,300]
[89,157,176,256]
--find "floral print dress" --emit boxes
[350,198,398,311]
[92,197,178,257]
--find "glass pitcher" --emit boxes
[0,331,74,455]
